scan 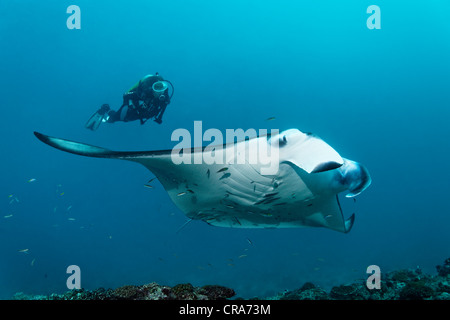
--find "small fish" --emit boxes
[27,178,37,183]
[147,177,156,184]
[266,117,276,121]
[144,184,154,189]
[234,216,241,225]
[217,167,228,173]
[273,202,287,206]
[254,197,281,205]
[9,196,19,204]
[186,189,194,194]
[60,192,65,196]
[254,199,266,205]
[324,215,333,219]
[238,254,247,259]
[246,238,253,245]
[219,173,231,180]
[265,197,281,204]
[253,185,256,192]
[68,218,76,221]
[176,219,193,234]
[206,169,210,179]
[30,258,36,267]
[18,249,29,254]
[264,192,278,198]
[66,205,72,211]
[177,192,187,196]
[4,214,13,218]
[224,204,234,209]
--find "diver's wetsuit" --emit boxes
[107,74,170,124]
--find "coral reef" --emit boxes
[12,257,450,300]
[199,285,237,300]
[271,257,450,300]
[279,282,328,300]
[12,282,235,300]
[436,258,450,277]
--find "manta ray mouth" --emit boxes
[311,161,342,173]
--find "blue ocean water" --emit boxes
[1,0,449,299]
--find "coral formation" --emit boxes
[272,257,450,300]
[279,282,328,300]
[12,282,235,300]
[198,285,236,300]
[398,280,434,300]
[436,258,450,277]
[329,284,368,300]
[12,257,450,300]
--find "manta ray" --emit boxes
[34,128,371,233]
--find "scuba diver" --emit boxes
[85,73,174,130]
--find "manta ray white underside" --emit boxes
[34,129,371,233]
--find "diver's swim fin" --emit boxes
[85,111,104,131]
[85,104,110,131]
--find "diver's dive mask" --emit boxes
[152,81,168,100]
